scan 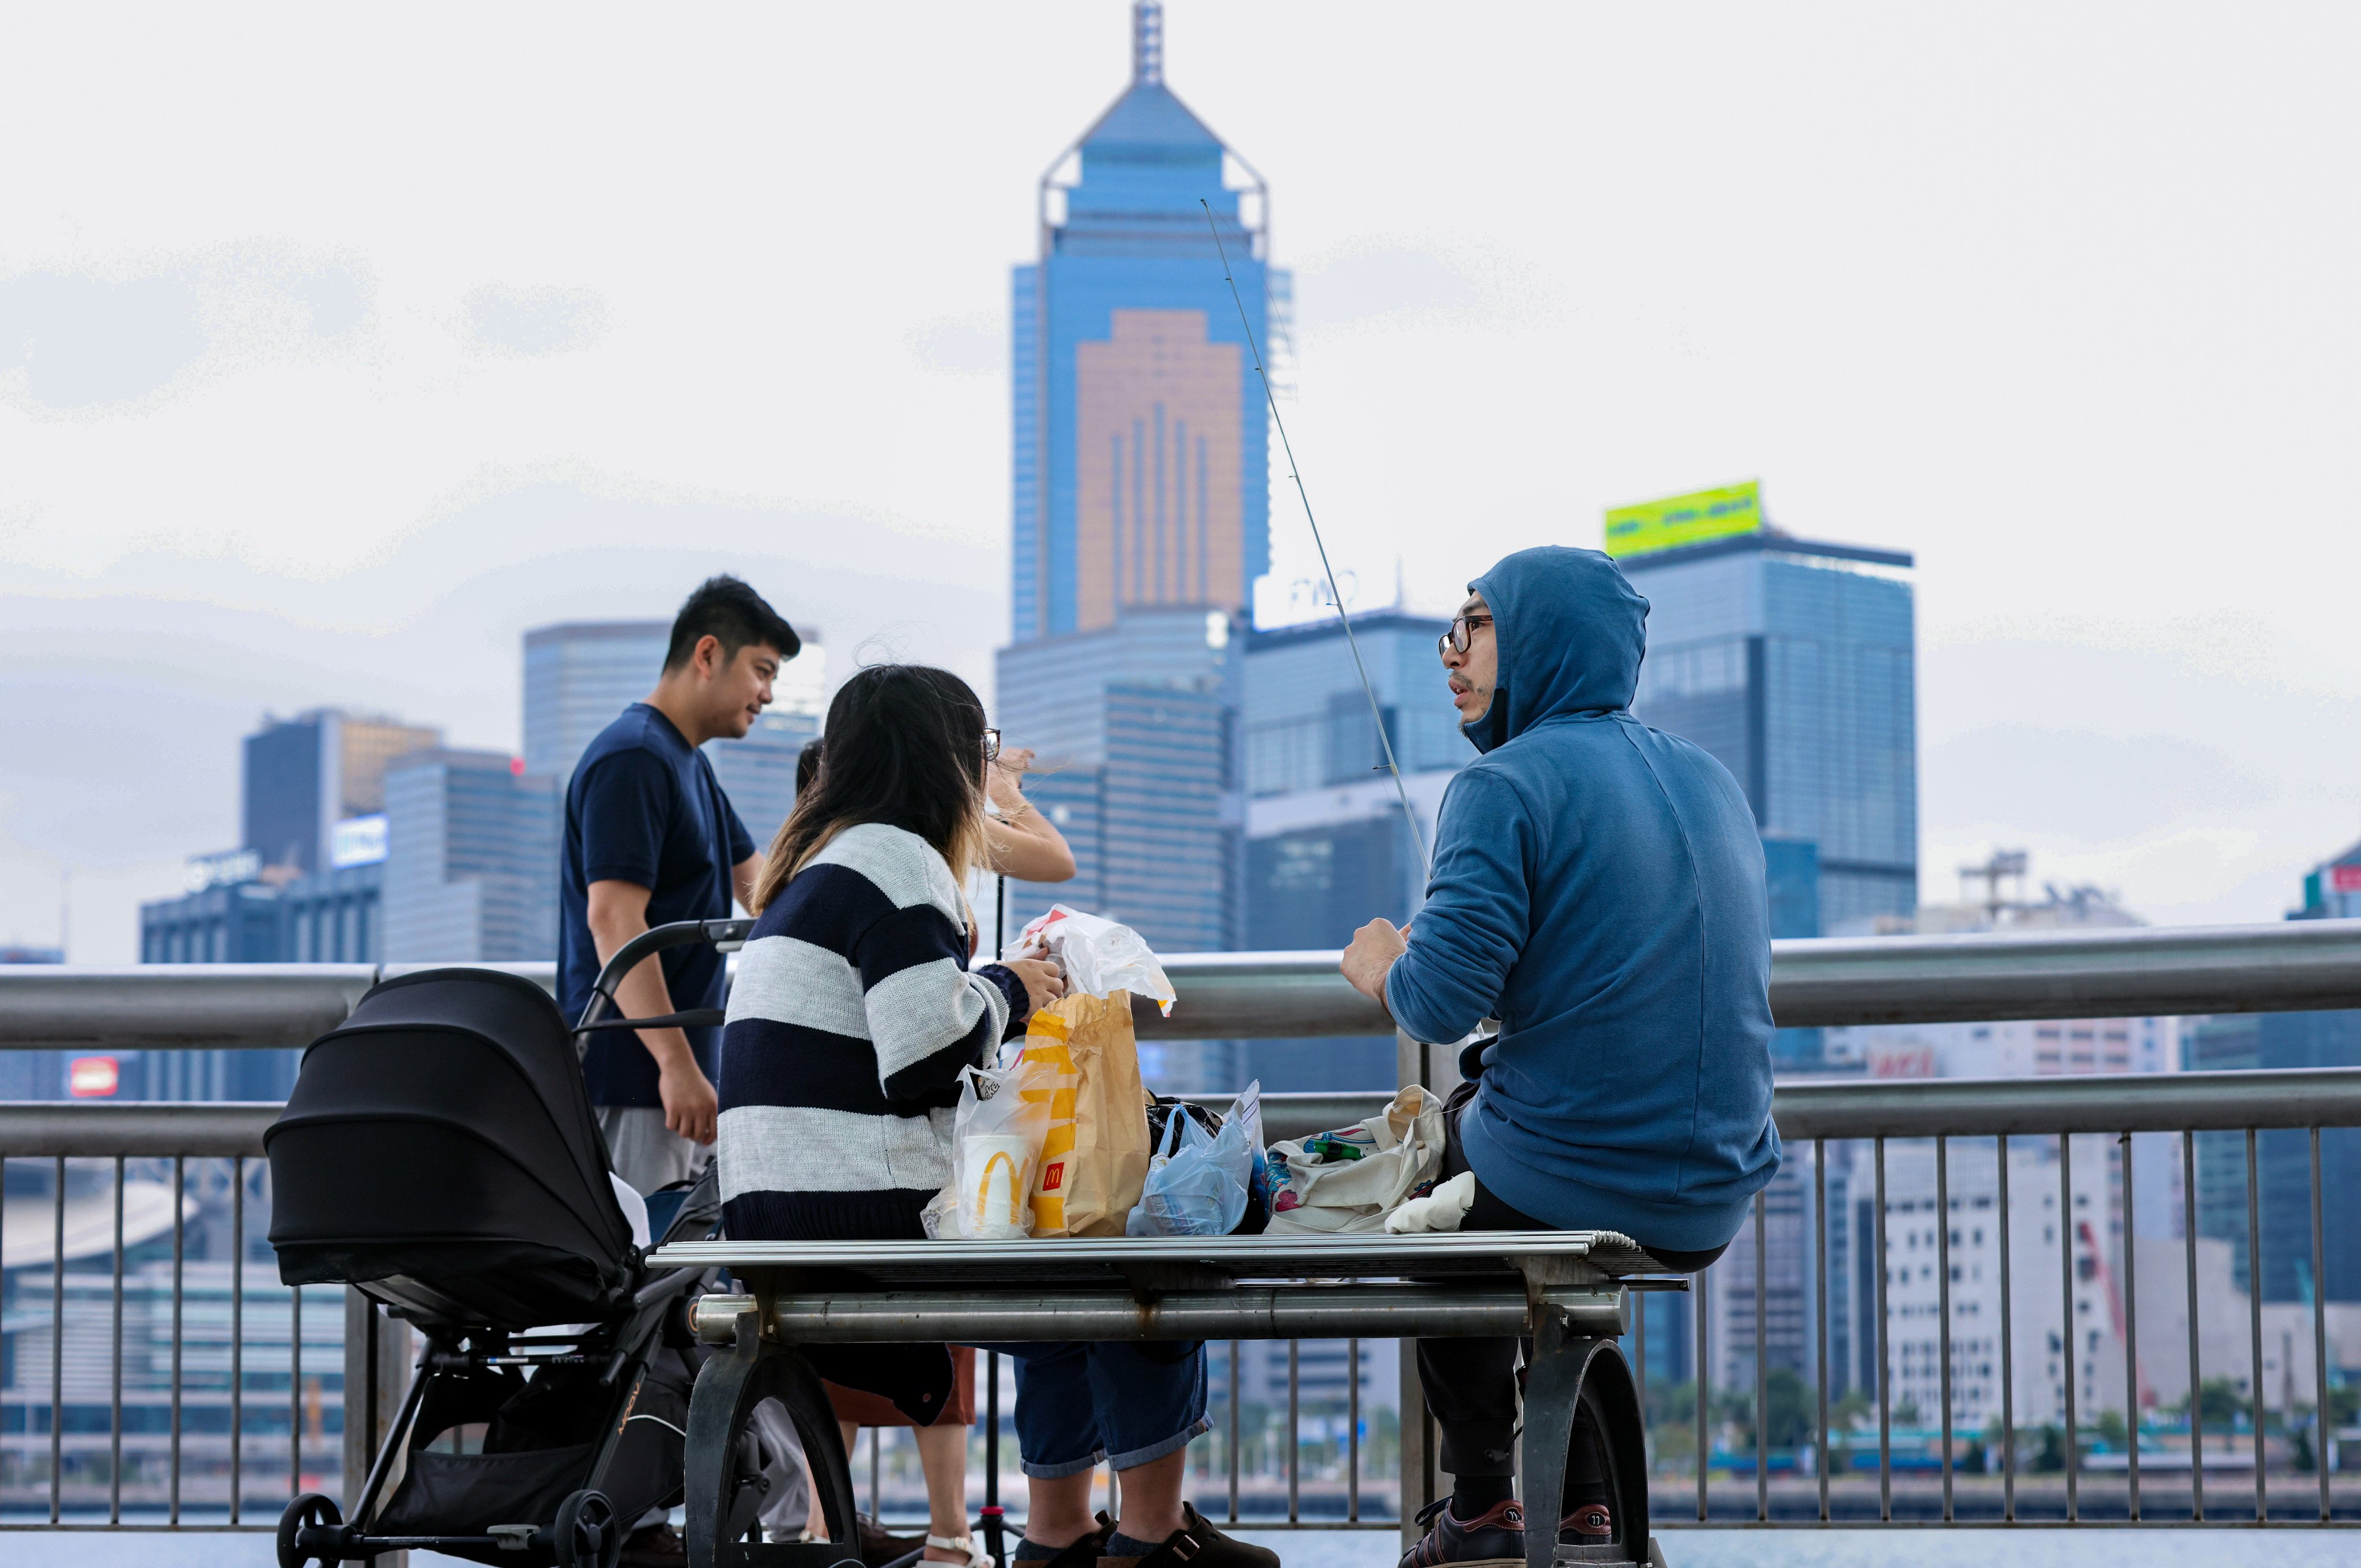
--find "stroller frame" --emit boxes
[279,918,758,1568]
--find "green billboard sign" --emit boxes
[1604,480,1763,557]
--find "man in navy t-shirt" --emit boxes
[559,575,802,1196]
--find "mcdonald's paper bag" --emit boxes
[1022,990,1151,1237]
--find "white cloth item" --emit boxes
[608,1174,652,1247]
[1385,1170,1476,1234]
[598,1105,703,1196]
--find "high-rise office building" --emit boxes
[2183,845,2361,1304]
[522,619,825,838]
[523,621,669,785]
[242,710,440,875]
[997,605,1242,955]
[381,749,561,963]
[995,5,1282,1083]
[1234,608,1462,1090]
[1010,1,1281,646]
[1612,486,1917,934]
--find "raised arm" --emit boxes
[984,748,1077,883]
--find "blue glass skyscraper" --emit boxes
[1620,528,1919,932]
[997,4,1285,993]
[1010,1,1279,643]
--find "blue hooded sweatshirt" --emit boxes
[1385,546,1781,1253]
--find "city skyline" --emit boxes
[6,4,2361,958]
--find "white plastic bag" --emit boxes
[1125,1082,1262,1237]
[923,1065,1053,1241]
[1005,904,1176,1016]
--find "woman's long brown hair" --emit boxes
[750,664,991,913]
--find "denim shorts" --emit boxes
[983,1341,1211,1479]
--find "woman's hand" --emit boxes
[1002,956,1067,1018]
[987,747,1035,813]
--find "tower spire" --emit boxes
[1133,1,1163,85]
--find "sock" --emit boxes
[1451,1474,1515,1517]
[1104,1531,1170,1559]
[1013,1541,1065,1562]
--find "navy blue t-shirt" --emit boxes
[559,704,756,1107]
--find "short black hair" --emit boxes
[663,575,799,672]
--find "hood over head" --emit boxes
[1461,546,1649,754]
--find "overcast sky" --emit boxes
[5,2,2359,960]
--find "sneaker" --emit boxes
[1099,1503,1280,1568]
[620,1523,689,1568]
[1557,1505,1612,1544]
[1397,1497,1524,1568]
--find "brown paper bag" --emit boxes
[1024,989,1150,1237]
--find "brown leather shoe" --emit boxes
[859,1515,930,1568]
[1100,1503,1279,1568]
[620,1523,689,1568]
[1558,1503,1612,1542]
[1019,1521,1111,1568]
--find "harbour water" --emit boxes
[10,1529,2360,1568]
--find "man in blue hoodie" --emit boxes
[1339,546,1780,1566]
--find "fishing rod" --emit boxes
[1201,198,1431,876]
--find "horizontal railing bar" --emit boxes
[12,1066,2361,1156]
[688,1286,1629,1341]
[0,1100,278,1156]
[10,918,2361,1049]
[1770,1065,2361,1137]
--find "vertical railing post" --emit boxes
[343,1288,412,1561]
[50,1154,66,1526]
[2245,1128,2266,1525]
[2121,1132,2140,1522]
[1814,1141,1830,1524]
[1232,1340,1246,1528]
[1347,1337,1361,1524]
[1937,1135,1953,1524]
[2060,1133,2079,1523]
[2311,1127,2330,1525]
[1695,1264,1710,1522]
[111,1154,126,1526]
[1395,1024,1441,1551]
[233,1155,247,1528]
[1874,1137,1891,1524]
[1753,1190,1768,1524]
[1998,1133,2015,1524]
[171,1153,186,1525]
[2182,1130,2204,1522]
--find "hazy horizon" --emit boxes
[6,2,2359,959]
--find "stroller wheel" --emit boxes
[553,1488,623,1568]
[276,1491,345,1568]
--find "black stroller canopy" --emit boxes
[268,967,636,1329]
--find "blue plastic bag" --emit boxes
[1126,1081,1261,1237]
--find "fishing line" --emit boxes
[1201,198,1431,876]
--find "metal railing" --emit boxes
[6,919,2361,1537]
[12,918,2361,1050]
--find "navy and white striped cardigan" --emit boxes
[715,822,1027,1239]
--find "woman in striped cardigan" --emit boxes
[718,665,1276,1568]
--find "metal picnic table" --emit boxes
[649,1231,1680,1568]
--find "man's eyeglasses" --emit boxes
[982,728,1002,763]
[1438,615,1493,658]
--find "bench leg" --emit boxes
[685,1311,860,1568]
[1520,1330,1649,1567]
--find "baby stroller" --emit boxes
[266,918,755,1568]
